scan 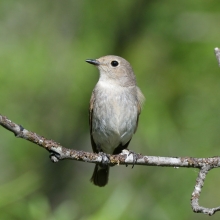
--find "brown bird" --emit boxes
[86,55,145,187]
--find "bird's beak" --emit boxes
[86,59,100,66]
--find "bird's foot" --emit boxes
[122,149,139,168]
[98,152,110,168]
[49,150,61,162]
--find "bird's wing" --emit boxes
[134,87,145,133]
[89,91,99,153]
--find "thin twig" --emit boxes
[191,166,220,215]
[1,114,220,168]
[0,114,220,216]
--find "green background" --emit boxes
[0,0,220,219]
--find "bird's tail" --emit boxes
[90,164,109,187]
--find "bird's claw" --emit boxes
[126,150,139,168]
[49,150,61,162]
[98,152,110,168]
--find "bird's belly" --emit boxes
[92,95,138,154]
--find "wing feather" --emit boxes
[134,87,145,133]
[89,91,99,153]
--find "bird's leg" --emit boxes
[98,152,111,168]
[49,150,61,162]
[126,149,139,168]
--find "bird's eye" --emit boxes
[111,60,119,67]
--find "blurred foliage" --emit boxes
[0,0,220,219]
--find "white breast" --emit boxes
[92,81,138,154]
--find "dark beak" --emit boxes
[86,59,100,66]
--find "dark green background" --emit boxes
[0,0,220,219]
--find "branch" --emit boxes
[0,48,220,215]
[0,115,220,215]
[0,114,219,167]
[191,166,220,215]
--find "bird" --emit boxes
[86,55,145,187]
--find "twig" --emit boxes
[191,166,220,215]
[1,114,220,167]
[0,114,220,215]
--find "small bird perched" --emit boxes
[86,55,145,187]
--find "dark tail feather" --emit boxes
[90,165,109,187]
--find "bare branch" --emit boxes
[191,166,220,215]
[0,114,220,167]
[0,47,220,215]
[0,113,220,215]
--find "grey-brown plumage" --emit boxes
[86,55,145,187]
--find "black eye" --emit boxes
[111,60,119,67]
